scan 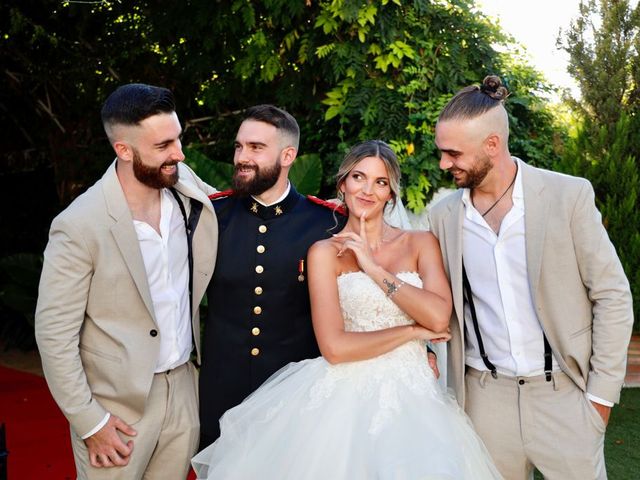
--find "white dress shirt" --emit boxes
[134,188,192,373]
[252,181,291,206]
[82,189,192,438]
[461,164,560,377]
[461,162,610,407]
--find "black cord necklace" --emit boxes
[480,164,518,217]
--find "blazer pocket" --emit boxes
[569,324,592,339]
[79,343,122,363]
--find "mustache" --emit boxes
[234,163,258,173]
[161,160,179,167]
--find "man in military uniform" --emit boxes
[198,105,346,445]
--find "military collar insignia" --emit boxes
[242,186,300,219]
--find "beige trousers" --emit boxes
[465,367,606,480]
[72,361,200,480]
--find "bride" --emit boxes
[192,140,502,479]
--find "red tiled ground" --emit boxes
[625,335,640,387]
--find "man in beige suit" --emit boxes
[428,76,633,480]
[35,84,217,479]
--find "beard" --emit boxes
[232,159,281,197]
[450,153,492,189]
[132,149,179,189]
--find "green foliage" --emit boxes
[0,0,567,345]
[184,148,323,196]
[0,254,41,324]
[0,254,42,350]
[558,0,640,330]
[184,147,234,191]
[603,387,640,479]
[289,154,323,196]
[556,116,640,330]
[1,0,562,210]
[561,0,640,127]
[260,0,562,210]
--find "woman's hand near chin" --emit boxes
[333,211,379,274]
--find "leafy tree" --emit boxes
[561,0,640,128]
[1,0,562,209]
[186,0,563,210]
[558,0,640,329]
[0,0,566,343]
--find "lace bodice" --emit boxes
[337,271,421,332]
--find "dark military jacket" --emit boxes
[199,185,345,443]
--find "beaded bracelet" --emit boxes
[383,278,406,298]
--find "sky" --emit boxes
[476,0,584,99]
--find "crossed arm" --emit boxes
[308,218,452,365]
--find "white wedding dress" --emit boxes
[192,272,502,479]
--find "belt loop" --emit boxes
[552,372,559,391]
[479,371,489,388]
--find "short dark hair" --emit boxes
[101,83,176,129]
[439,75,509,122]
[242,104,300,149]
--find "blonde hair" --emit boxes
[335,140,401,206]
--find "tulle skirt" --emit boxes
[193,347,502,479]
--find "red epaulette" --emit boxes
[306,195,347,216]
[208,189,233,200]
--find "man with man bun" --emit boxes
[428,75,633,479]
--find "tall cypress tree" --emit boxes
[558,0,640,329]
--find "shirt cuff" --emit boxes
[81,413,110,439]
[586,393,614,407]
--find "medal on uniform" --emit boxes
[298,259,305,282]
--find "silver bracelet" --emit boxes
[383,278,405,298]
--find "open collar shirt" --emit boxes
[134,188,191,373]
[461,163,561,378]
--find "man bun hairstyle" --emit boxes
[101,83,176,128]
[439,75,509,122]
[242,104,300,150]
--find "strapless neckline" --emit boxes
[337,270,420,280]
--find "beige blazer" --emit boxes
[35,161,217,437]
[428,158,633,408]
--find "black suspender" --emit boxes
[169,189,204,350]
[543,335,552,381]
[170,188,195,318]
[462,266,498,379]
[462,263,552,382]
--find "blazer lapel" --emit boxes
[443,191,465,333]
[103,162,156,321]
[521,160,550,303]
